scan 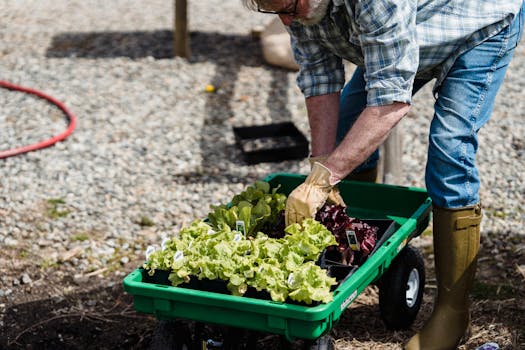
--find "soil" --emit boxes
[1,231,523,350]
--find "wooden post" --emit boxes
[174,0,190,58]
[381,123,404,184]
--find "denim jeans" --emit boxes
[337,4,524,208]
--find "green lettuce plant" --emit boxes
[143,182,338,305]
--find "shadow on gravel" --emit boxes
[47,30,296,178]
[46,30,265,65]
[47,30,175,59]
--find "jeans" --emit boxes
[337,4,524,208]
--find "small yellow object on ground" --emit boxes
[204,84,215,93]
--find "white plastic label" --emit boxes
[174,250,184,262]
[145,245,155,260]
[287,273,295,286]
[346,230,360,251]
[161,237,170,250]
[235,220,246,236]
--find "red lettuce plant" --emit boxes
[315,204,378,266]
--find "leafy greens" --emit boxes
[143,217,337,304]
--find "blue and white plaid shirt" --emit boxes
[287,0,522,106]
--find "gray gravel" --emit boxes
[0,0,523,282]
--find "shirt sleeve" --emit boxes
[356,0,419,106]
[287,22,346,98]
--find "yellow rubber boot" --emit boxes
[405,203,482,350]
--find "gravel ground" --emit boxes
[0,0,524,347]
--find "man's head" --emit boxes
[242,0,331,26]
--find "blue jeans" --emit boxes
[337,4,524,208]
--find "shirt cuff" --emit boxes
[366,87,412,106]
[301,82,344,99]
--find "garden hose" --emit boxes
[0,80,77,159]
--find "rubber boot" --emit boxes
[405,203,482,350]
[344,166,378,183]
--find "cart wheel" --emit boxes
[304,335,335,350]
[149,319,192,350]
[379,245,425,330]
[221,327,256,350]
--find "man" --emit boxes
[242,0,524,349]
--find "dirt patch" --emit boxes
[1,232,523,350]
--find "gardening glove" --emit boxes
[285,162,339,226]
[308,156,346,207]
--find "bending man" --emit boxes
[242,0,523,349]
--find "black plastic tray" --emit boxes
[232,122,309,164]
[142,219,398,301]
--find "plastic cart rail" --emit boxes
[123,173,432,341]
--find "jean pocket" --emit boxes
[517,3,525,44]
[509,3,525,49]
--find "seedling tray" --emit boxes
[139,218,395,304]
[123,173,431,341]
[232,122,309,164]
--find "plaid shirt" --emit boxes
[287,0,522,106]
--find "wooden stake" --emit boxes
[382,123,404,184]
[174,0,190,58]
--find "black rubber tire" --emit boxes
[379,245,425,330]
[303,335,335,350]
[150,321,261,350]
[149,319,193,350]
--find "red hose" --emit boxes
[0,80,77,159]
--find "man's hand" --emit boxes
[308,155,346,207]
[285,162,339,226]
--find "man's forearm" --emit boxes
[324,102,410,183]
[305,93,340,157]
